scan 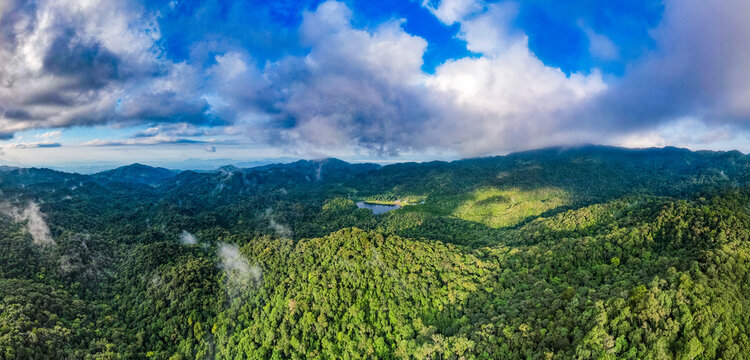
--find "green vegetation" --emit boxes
[453,186,569,228]
[1,146,750,359]
[360,195,426,206]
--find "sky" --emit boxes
[0,0,749,167]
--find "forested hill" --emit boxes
[2,146,750,359]
[92,163,177,185]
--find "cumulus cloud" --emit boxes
[0,201,55,246]
[202,1,608,155]
[208,2,434,155]
[2,0,749,157]
[424,2,606,154]
[218,243,262,300]
[263,0,747,155]
[216,1,604,155]
[0,0,211,135]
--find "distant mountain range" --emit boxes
[2,145,750,359]
[11,157,302,174]
[0,145,746,195]
[0,156,384,190]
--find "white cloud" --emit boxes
[3,0,750,159]
[264,208,292,238]
[423,2,606,154]
[82,135,208,146]
[36,130,62,139]
[0,0,209,136]
[214,1,431,154]
[422,0,483,25]
[134,123,218,138]
[614,117,750,152]
[3,139,61,149]
[23,202,55,246]
[206,1,605,156]
[579,22,618,61]
[233,1,605,156]
[455,2,519,55]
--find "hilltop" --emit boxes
[1,146,750,358]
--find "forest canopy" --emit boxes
[1,146,750,359]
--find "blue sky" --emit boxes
[148,0,662,74]
[0,0,748,167]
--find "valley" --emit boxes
[1,146,750,359]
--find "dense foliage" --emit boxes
[1,146,750,359]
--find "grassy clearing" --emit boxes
[453,186,570,228]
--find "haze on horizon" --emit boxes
[0,0,749,167]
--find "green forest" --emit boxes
[1,146,750,359]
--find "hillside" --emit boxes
[92,163,178,186]
[0,146,750,359]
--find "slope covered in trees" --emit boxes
[1,146,750,359]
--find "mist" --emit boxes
[1,201,56,246]
[264,208,292,238]
[218,243,262,301]
[179,230,197,245]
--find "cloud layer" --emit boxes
[1,0,748,157]
[0,0,211,137]
[204,1,605,155]
[578,0,750,133]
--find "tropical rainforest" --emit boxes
[1,145,750,360]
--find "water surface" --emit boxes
[356,201,401,215]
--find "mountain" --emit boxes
[1,146,750,359]
[45,161,128,174]
[92,163,178,185]
[143,157,300,171]
[0,167,88,188]
[246,157,380,181]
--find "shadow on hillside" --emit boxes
[360,149,749,250]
